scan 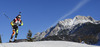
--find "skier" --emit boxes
[9,14,23,42]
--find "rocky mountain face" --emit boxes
[41,22,100,44]
[33,15,100,44]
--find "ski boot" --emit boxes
[14,38,17,42]
[9,39,12,42]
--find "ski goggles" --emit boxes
[18,16,21,18]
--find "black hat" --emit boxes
[17,14,21,18]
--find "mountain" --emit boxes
[41,22,100,44]
[33,15,100,44]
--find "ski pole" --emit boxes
[3,12,21,21]
[3,13,12,21]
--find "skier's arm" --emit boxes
[21,20,23,26]
[10,19,15,26]
[19,20,23,26]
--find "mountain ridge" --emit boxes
[33,15,100,44]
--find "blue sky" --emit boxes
[0,0,100,43]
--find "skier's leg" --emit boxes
[14,26,18,41]
[9,29,15,42]
[15,29,18,40]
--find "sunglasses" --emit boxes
[18,16,21,18]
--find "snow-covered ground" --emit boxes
[0,41,99,47]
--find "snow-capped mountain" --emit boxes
[58,15,95,27]
[33,15,100,44]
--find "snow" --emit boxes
[58,16,94,28]
[0,41,99,47]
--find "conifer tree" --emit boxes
[0,35,2,43]
[27,30,32,42]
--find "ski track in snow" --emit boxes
[0,41,99,47]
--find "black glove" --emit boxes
[19,24,21,26]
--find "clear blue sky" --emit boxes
[0,0,100,43]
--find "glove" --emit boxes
[19,24,21,26]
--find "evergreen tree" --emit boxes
[27,30,32,42]
[0,35,2,43]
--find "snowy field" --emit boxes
[0,41,99,47]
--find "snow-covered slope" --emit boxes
[0,41,99,47]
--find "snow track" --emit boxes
[0,41,99,47]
